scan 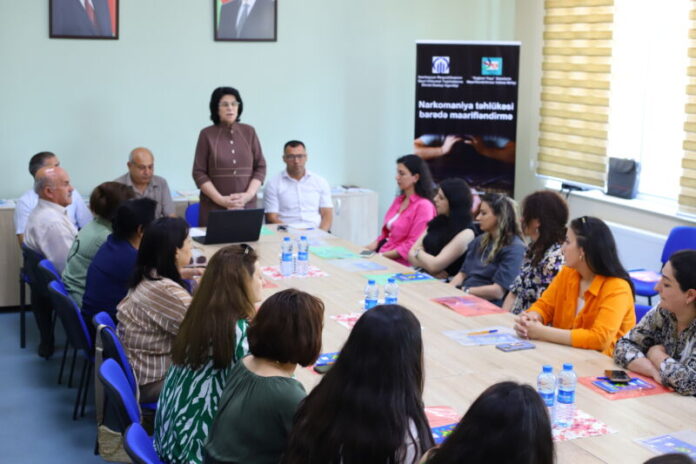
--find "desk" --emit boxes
[198,229,696,463]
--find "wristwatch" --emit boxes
[414,248,422,259]
[463,287,470,294]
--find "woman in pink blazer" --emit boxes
[366,155,436,266]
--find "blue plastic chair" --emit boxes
[93,311,116,331]
[98,358,141,433]
[124,423,165,464]
[20,244,47,350]
[185,202,200,227]
[635,304,652,324]
[631,226,696,305]
[47,280,94,420]
[98,323,157,411]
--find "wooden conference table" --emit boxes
[195,227,696,464]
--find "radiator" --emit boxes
[605,221,666,272]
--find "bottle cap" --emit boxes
[387,278,395,283]
[542,365,552,373]
[300,236,307,240]
[563,363,573,370]
[283,237,290,242]
[368,279,376,285]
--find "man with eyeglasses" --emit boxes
[264,140,333,231]
[114,147,175,218]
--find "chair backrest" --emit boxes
[98,358,141,432]
[661,226,696,264]
[185,202,200,228]
[99,325,138,395]
[47,280,93,354]
[635,304,652,324]
[124,423,164,464]
[38,259,62,287]
[93,311,116,331]
[21,243,45,292]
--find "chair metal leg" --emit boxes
[73,358,88,420]
[68,348,78,388]
[80,363,92,417]
[19,273,26,349]
[58,341,70,385]
[648,295,653,306]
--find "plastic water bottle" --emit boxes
[280,237,294,276]
[537,365,556,422]
[384,278,399,304]
[364,280,379,310]
[296,236,309,276]
[555,363,577,427]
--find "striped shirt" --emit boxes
[116,277,192,386]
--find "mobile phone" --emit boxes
[604,369,631,383]
[313,364,333,374]
[495,341,535,352]
[360,250,375,258]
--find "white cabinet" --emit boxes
[330,189,379,246]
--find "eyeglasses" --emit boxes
[219,101,240,108]
[284,154,307,160]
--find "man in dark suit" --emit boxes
[51,0,113,37]
[217,0,275,40]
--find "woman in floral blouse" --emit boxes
[614,249,696,395]
[502,191,568,314]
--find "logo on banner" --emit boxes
[432,56,450,74]
[481,57,502,75]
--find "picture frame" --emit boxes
[50,0,119,40]
[214,0,277,42]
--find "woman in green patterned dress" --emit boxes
[154,244,263,464]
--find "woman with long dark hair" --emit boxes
[614,250,696,395]
[282,305,434,464]
[502,190,568,314]
[422,382,554,464]
[514,216,635,356]
[365,155,436,266]
[449,193,525,305]
[155,244,263,464]
[192,86,267,226]
[117,217,193,403]
[408,178,475,278]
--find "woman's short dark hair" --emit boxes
[248,289,324,366]
[569,216,634,295]
[668,249,696,294]
[112,198,157,241]
[90,182,135,221]
[521,190,568,266]
[209,86,243,124]
[427,382,554,464]
[282,305,433,464]
[397,154,435,201]
[131,217,189,289]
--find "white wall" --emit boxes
[0,0,516,228]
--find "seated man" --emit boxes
[14,151,91,246]
[264,140,333,231]
[114,147,175,218]
[24,166,79,357]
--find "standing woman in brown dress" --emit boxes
[192,87,267,226]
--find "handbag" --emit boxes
[607,157,640,199]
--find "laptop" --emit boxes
[193,208,265,245]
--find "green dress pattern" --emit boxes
[154,319,249,464]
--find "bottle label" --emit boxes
[298,251,308,261]
[365,299,378,309]
[281,252,292,261]
[385,297,397,304]
[557,389,575,404]
[539,391,554,407]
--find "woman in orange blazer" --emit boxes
[514,216,635,356]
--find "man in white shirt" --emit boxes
[114,147,175,218]
[264,140,333,231]
[23,166,79,358]
[14,151,92,245]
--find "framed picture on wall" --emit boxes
[50,0,119,39]
[214,0,277,42]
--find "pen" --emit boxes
[468,329,498,336]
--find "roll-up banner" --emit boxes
[414,41,520,195]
